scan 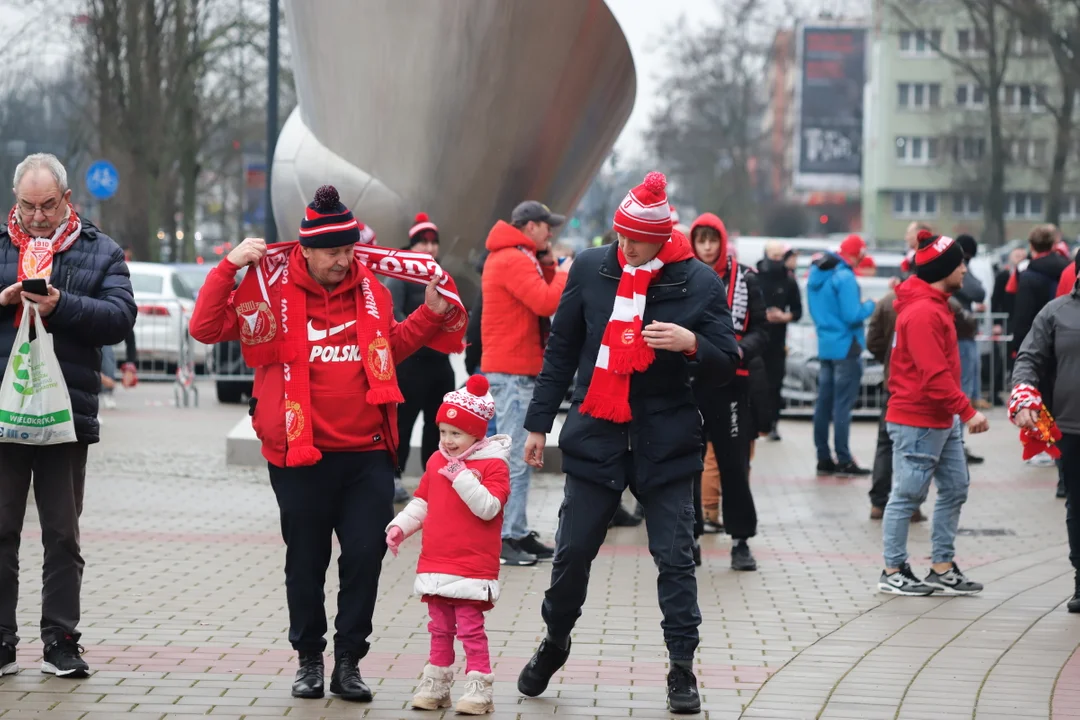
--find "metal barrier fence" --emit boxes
[115,298,201,406]
[780,311,1014,418]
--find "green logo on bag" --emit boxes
[11,342,33,398]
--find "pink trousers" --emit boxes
[426,598,491,674]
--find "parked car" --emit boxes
[169,262,215,298]
[119,261,208,371]
[782,275,892,417]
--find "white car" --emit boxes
[118,262,208,370]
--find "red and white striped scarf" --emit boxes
[579,231,695,423]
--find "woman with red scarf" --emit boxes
[689,213,768,572]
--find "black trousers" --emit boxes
[1059,434,1080,574]
[395,355,455,474]
[870,395,892,509]
[0,443,88,647]
[700,380,758,539]
[542,473,700,662]
[762,341,787,429]
[268,450,395,659]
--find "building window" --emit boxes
[1003,84,1047,112]
[957,28,987,54]
[952,193,983,218]
[896,136,940,164]
[900,29,942,56]
[1063,196,1080,221]
[956,83,986,109]
[893,191,939,218]
[951,136,987,162]
[899,82,942,109]
[1015,34,1044,57]
[1006,192,1045,219]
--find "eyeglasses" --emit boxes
[17,198,63,217]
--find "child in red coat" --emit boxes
[385,375,510,715]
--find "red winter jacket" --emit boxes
[387,436,511,604]
[1058,262,1077,298]
[190,256,443,466]
[886,277,976,429]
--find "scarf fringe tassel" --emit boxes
[367,386,405,406]
[579,394,633,424]
[608,344,654,375]
[286,445,323,468]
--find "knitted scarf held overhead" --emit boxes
[579,231,695,423]
[6,205,82,326]
[230,240,467,467]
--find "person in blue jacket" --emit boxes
[808,234,875,477]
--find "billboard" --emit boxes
[793,24,866,193]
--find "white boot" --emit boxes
[455,670,495,715]
[411,663,453,710]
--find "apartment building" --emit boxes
[862,1,1080,246]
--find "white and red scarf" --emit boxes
[7,205,82,325]
[1009,383,1063,460]
[579,232,695,423]
[715,256,752,376]
[232,239,467,467]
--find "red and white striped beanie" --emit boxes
[613,172,673,244]
[408,212,438,242]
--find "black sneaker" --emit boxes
[835,461,871,477]
[701,519,724,534]
[41,637,89,678]
[0,642,16,676]
[767,428,781,442]
[517,638,571,697]
[817,458,837,476]
[1058,478,1067,499]
[965,452,985,465]
[500,539,537,566]
[292,651,324,699]
[329,652,372,702]
[666,664,701,714]
[878,563,936,596]
[924,562,983,595]
[516,532,553,560]
[610,504,643,527]
[731,541,757,571]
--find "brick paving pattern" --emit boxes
[1,382,1078,718]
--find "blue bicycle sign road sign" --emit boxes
[85,160,119,201]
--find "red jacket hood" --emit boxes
[485,220,536,253]
[690,213,729,261]
[893,275,949,314]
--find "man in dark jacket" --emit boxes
[386,213,455,500]
[690,212,767,572]
[515,174,740,714]
[756,241,802,441]
[1011,224,1070,358]
[0,154,136,678]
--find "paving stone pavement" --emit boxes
[1,382,1079,719]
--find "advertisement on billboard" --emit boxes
[794,25,866,193]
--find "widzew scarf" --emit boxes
[232,240,467,467]
[716,256,752,377]
[6,205,82,325]
[579,232,695,423]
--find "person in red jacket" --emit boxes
[189,186,458,704]
[385,375,510,715]
[879,231,990,597]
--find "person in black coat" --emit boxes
[0,154,136,679]
[386,214,455,498]
[756,242,802,440]
[1011,225,1070,358]
[689,213,767,572]
[515,177,740,714]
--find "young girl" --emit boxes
[385,375,510,715]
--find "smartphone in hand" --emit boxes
[21,278,48,296]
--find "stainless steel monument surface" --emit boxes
[272,0,636,296]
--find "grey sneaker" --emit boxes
[878,563,936,596]
[393,477,411,504]
[500,539,537,567]
[924,562,983,595]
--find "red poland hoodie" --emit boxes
[190,257,443,466]
[886,277,977,429]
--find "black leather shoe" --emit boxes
[291,651,324,699]
[329,652,372,702]
[667,664,701,714]
[731,541,757,571]
[517,638,571,697]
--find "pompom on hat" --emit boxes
[299,185,362,248]
[408,212,439,246]
[613,172,673,244]
[436,375,495,439]
[914,229,965,283]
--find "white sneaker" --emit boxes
[101,395,117,410]
[411,663,452,710]
[455,670,495,715]
[1028,452,1056,468]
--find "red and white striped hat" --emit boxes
[408,212,438,243]
[613,172,673,244]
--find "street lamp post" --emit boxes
[265,0,279,243]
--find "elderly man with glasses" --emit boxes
[0,153,136,678]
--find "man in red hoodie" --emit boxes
[190,187,453,703]
[879,231,990,597]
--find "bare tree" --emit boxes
[886,0,1017,246]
